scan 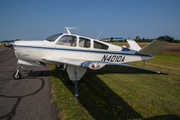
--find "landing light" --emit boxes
[91,64,95,68]
[88,62,106,70]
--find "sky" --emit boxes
[0,0,180,41]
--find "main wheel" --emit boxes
[13,72,22,80]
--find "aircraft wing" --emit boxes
[81,61,168,75]
[42,56,88,66]
[42,57,167,75]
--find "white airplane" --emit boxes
[13,27,172,98]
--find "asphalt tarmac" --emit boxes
[0,47,56,120]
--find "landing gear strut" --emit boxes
[13,64,22,80]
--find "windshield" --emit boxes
[45,33,63,42]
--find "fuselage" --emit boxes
[14,33,153,66]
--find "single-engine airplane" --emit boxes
[13,27,172,98]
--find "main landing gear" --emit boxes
[13,64,22,80]
[66,66,87,99]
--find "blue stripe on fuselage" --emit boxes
[14,45,152,57]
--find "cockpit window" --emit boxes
[94,41,109,50]
[79,37,90,48]
[45,33,63,42]
[56,35,77,47]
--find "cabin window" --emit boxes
[79,37,90,48]
[56,35,77,47]
[94,41,109,50]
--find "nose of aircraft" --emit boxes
[14,40,43,61]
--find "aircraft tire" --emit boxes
[13,72,22,80]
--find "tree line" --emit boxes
[109,36,180,43]
[133,36,180,43]
[0,39,20,43]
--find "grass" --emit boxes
[49,52,180,120]
[0,44,4,47]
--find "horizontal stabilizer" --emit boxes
[138,36,173,55]
[127,39,141,51]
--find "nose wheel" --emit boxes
[13,72,22,80]
[13,64,22,80]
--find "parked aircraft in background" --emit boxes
[3,41,14,48]
[13,27,172,98]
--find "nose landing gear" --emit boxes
[13,64,22,80]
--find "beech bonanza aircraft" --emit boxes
[13,27,172,98]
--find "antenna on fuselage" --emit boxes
[96,31,103,40]
[65,27,77,34]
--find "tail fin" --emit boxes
[127,39,141,51]
[138,35,173,55]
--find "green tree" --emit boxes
[142,37,145,42]
[110,37,114,42]
[135,36,140,41]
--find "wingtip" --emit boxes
[159,72,169,75]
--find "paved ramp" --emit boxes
[0,47,56,120]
